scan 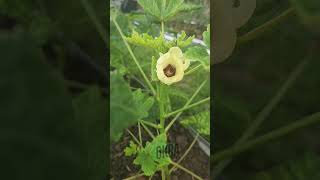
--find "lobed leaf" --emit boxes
[110,72,155,142]
[177,31,195,48]
[124,141,139,156]
[133,134,171,176]
[137,0,200,22]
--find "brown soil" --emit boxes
[110,123,210,180]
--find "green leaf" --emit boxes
[126,30,170,52]
[72,87,107,180]
[110,72,155,142]
[202,24,210,48]
[110,48,128,75]
[137,0,197,22]
[177,31,195,48]
[134,150,158,176]
[185,46,210,69]
[180,111,210,136]
[124,141,139,156]
[133,134,171,176]
[110,72,139,142]
[132,89,155,120]
[178,3,202,12]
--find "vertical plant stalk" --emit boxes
[112,18,157,96]
[157,82,171,180]
[213,54,311,178]
[158,20,171,180]
[161,21,165,37]
[138,122,142,145]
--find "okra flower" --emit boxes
[156,47,189,85]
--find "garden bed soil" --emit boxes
[111,123,210,180]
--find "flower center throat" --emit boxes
[163,64,176,77]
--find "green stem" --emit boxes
[139,120,161,129]
[164,97,210,118]
[112,18,156,96]
[140,122,155,139]
[161,170,165,180]
[123,173,144,180]
[138,122,142,145]
[165,78,208,132]
[161,21,165,36]
[80,0,108,45]
[185,64,202,76]
[170,161,203,180]
[237,7,295,44]
[157,82,171,180]
[213,53,311,178]
[213,112,320,162]
[126,129,142,147]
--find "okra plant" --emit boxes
[110,0,210,179]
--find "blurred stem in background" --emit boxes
[213,112,320,162]
[237,7,295,45]
[213,46,315,178]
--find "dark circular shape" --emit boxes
[163,64,176,77]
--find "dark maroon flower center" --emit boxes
[163,64,176,77]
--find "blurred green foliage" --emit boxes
[0,0,107,179]
[0,32,85,179]
[214,0,320,179]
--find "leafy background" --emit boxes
[0,0,107,180]
[213,0,320,179]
